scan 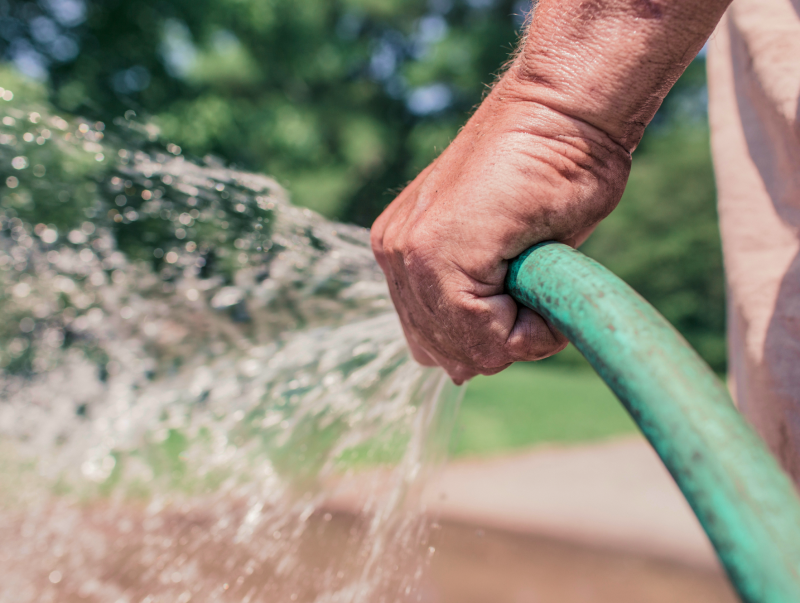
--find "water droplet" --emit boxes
[40,227,58,244]
[13,282,30,298]
[68,230,87,245]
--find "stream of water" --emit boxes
[0,84,463,603]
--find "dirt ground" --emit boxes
[424,520,737,603]
[0,437,742,603]
[0,504,737,603]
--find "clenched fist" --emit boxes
[371,71,630,383]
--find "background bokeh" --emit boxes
[0,0,725,373]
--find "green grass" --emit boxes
[450,357,639,458]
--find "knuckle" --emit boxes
[369,226,385,257]
[377,227,408,271]
[505,313,568,362]
[537,340,567,360]
[477,363,511,377]
[402,227,429,260]
[410,348,437,367]
[448,363,475,385]
[403,232,443,283]
[465,344,503,372]
[458,297,494,326]
[529,329,568,360]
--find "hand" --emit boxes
[370,72,632,384]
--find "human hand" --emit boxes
[371,72,631,384]
[372,0,730,384]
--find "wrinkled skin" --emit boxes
[371,72,631,383]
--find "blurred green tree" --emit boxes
[1,0,529,222]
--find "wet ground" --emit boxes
[0,502,737,603]
[0,439,741,603]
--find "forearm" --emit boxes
[503,0,731,151]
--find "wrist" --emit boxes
[482,73,631,166]
[502,0,730,151]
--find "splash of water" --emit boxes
[0,77,462,603]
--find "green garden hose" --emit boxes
[506,242,800,603]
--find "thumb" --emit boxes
[504,305,568,361]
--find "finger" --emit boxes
[452,293,521,370]
[401,317,477,383]
[407,338,439,367]
[371,161,438,256]
[504,306,569,361]
[443,357,512,384]
[561,224,599,249]
[371,210,399,271]
[443,362,478,386]
[399,320,439,367]
[398,312,483,384]
[380,245,441,369]
[404,323,478,385]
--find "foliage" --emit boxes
[0,69,280,377]
[0,67,273,278]
[1,0,528,222]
